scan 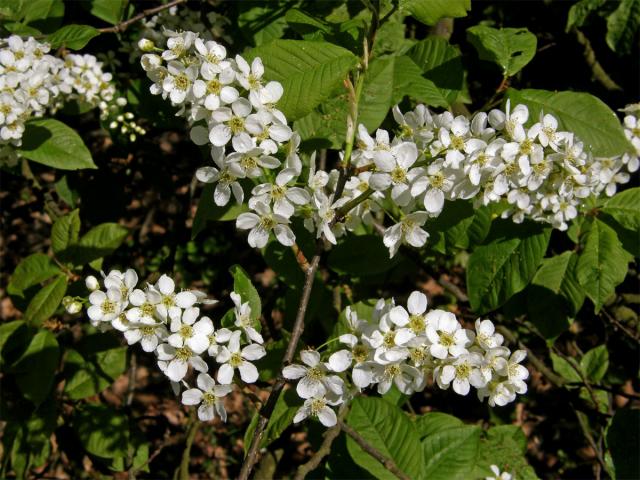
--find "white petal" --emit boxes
[217,363,235,384]
[407,291,427,315]
[238,361,259,383]
[182,388,203,405]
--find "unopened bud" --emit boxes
[138,38,155,52]
[65,300,82,314]
[85,275,99,291]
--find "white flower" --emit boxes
[283,350,345,399]
[236,201,295,248]
[87,288,124,324]
[168,307,214,354]
[230,292,263,343]
[157,343,209,382]
[293,394,341,427]
[372,361,422,395]
[125,288,161,324]
[195,149,245,206]
[216,330,265,384]
[486,464,513,480]
[208,98,253,147]
[369,142,420,206]
[383,212,429,257]
[474,319,504,350]
[181,373,233,422]
[489,100,529,141]
[435,352,486,395]
[500,349,529,394]
[124,321,168,352]
[425,310,473,359]
[152,274,198,320]
[248,168,310,218]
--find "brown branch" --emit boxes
[98,0,188,34]
[294,405,349,480]
[573,28,622,91]
[238,254,321,480]
[438,274,468,303]
[338,419,411,480]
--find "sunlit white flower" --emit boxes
[283,350,345,399]
[236,201,295,248]
[216,330,266,384]
[181,373,233,422]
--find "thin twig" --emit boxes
[126,351,137,407]
[294,405,349,480]
[98,0,188,34]
[573,28,622,91]
[438,275,468,302]
[601,308,640,343]
[176,411,200,480]
[338,419,411,480]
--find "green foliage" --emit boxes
[346,397,424,479]
[467,221,551,314]
[24,274,67,325]
[467,25,537,77]
[576,218,632,312]
[606,0,640,55]
[18,119,96,170]
[400,0,471,26]
[88,0,126,25]
[245,40,358,120]
[506,89,633,157]
[607,408,640,479]
[421,424,481,479]
[328,234,401,276]
[566,0,606,31]
[426,200,492,254]
[601,187,640,232]
[51,209,81,254]
[48,24,100,49]
[550,352,582,383]
[9,329,60,405]
[580,345,609,382]
[59,222,129,265]
[7,253,61,297]
[75,404,129,458]
[527,252,585,338]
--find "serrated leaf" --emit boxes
[602,187,640,232]
[48,24,100,49]
[422,425,482,479]
[506,89,632,157]
[11,329,60,405]
[24,275,67,326]
[229,265,261,322]
[414,412,463,439]
[391,55,450,108]
[89,0,126,25]
[606,0,640,55]
[580,345,609,382]
[406,37,464,104]
[467,221,551,314]
[527,251,585,338]
[550,352,582,383]
[467,25,537,77]
[51,209,81,254]
[244,40,358,120]
[426,200,491,254]
[400,0,471,26]
[576,218,631,312]
[8,253,61,297]
[18,119,96,170]
[346,397,424,479]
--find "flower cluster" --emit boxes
[100,97,147,142]
[0,35,119,147]
[141,30,638,259]
[285,291,528,427]
[82,269,266,422]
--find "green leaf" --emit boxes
[527,252,585,338]
[422,425,482,479]
[328,234,401,276]
[426,200,492,254]
[474,426,537,480]
[391,55,450,108]
[229,265,261,322]
[55,175,78,207]
[550,352,582,383]
[48,24,100,49]
[602,187,640,232]
[346,397,424,480]
[607,408,640,480]
[400,0,471,25]
[22,0,63,27]
[75,404,129,458]
[606,0,640,55]
[244,40,358,120]
[89,0,126,25]
[60,223,129,265]
[243,389,301,454]
[237,3,289,47]
[466,25,537,77]
[580,345,609,382]
[24,275,67,326]
[576,218,631,312]
[192,184,248,239]
[414,412,463,439]
[11,329,60,405]
[566,0,606,31]
[18,119,96,170]
[506,89,632,157]
[64,344,127,400]
[406,37,464,105]
[467,221,551,314]
[7,253,61,297]
[51,209,81,254]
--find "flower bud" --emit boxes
[138,38,155,52]
[85,275,99,291]
[65,300,82,314]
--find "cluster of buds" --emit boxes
[100,97,146,142]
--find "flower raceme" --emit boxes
[140,30,639,259]
[79,270,526,426]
